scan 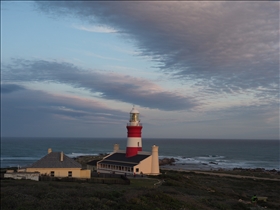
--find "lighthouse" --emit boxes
[126,106,142,157]
[97,107,159,175]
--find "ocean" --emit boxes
[1,138,279,171]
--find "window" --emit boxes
[50,171,54,177]
[136,168,139,172]
[68,171,72,177]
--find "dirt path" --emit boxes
[183,170,280,181]
[161,168,280,181]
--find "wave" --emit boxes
[1,153,278,171]
[1,157,40,161]
[159,155,226,163]
[1,152,106,161]
[159,155,279,170]
[66,152,101,158]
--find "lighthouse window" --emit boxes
[130,113,139,122]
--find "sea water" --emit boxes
[1,138,279,171]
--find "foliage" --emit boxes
[1,170,280,210]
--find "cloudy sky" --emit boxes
[1,1,279,139]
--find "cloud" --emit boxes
[72,24,117,33]
[1,84,26,94]
[2,1,278,138]
[1,85,130,137]
[34,1,279,97]
[82,51,123,61]
[2,59,197,111]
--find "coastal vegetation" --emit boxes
[1,169,279,210]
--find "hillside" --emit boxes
[1,169,279,210]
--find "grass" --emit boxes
[199,169,280,179]
[129,178,159,188]
[1,170,280,210]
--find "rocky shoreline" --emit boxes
[1,156,278,175]
[159,157,176,166]
[72,156,279,176]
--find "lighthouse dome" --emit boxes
[130,107,139,114]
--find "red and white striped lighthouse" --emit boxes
[126,106,142,157]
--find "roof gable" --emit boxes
[29,152,82,168]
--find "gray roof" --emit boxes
[87,159,101,166]
[98,152,150,166]
[29,152,82,168]
[99,160,137,167]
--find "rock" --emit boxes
[159,158,176,166]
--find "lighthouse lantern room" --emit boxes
[126,106,143,157]
[129,108,140,125]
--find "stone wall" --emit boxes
[4,172,40,181]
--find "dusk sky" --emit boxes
[1,1,279,139]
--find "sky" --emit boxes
[1,1,279,139]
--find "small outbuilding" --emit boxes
[26,148,91,179]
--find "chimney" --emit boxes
[48,148,52,154]
[151,145,159,175]
[113,144,119,152]
[60,152,63,161]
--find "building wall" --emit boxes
[134,156,152,174]
[4,172,40,181]
[97,164,134,175]
[133,148,160,175]
[80,169,91,178]
[26,168,90,178]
